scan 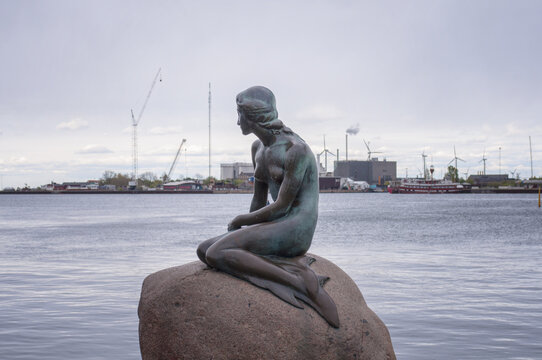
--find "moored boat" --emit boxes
[388,178,465,194]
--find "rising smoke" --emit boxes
[346,124,359,135]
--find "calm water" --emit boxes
[1,193,541,359]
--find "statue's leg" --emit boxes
[204,223,308,294]
[196,234,226,265]
[204,224,339,327]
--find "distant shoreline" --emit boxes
[0,190,213,195]
[0,188,539,195]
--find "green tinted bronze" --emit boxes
[197,86,339,328]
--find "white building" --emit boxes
[220,162,254,180]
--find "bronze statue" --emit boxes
[197,86,339,328]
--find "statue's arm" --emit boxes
[250,179,268,212]
[228,144,307,229]
[249,140,268,212]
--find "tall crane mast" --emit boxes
[130,67,162,189]
[166,138,187,182]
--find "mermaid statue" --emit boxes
[197,86,339,328]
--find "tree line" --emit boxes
[99,171,219,189]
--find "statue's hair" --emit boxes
[236,86,292,134]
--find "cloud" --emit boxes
[76,145,113,154]
[346,123,360,135]
[295,105,345,121]
[8,156,29,164]
[57,118,88,130]
[149,126,183,135]
[505,122,523,136]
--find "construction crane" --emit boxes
[130,67,162,189]
[165,139,187,183]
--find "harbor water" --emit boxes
[1,193,541,359]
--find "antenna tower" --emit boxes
[208,82,212,180]
[499,146,501,175]
[529,136,534,179]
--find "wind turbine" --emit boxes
[131,67,162,189]
[421,151,428,179]
[317,135,335,174]
[417,168,423,178]
[479,149,487,175]
[448,145,465,182]
[363,139,382,161]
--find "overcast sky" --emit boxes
[1,0,541,188]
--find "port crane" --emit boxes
[130,67,162,189]
[165,138,187,183]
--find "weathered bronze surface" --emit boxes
[197,86,339,328]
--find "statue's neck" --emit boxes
[253,126,279,146]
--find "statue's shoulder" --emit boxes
[251,139,263,152]
[251,139,263,160]
[288,135,312,155]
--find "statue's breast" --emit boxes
[254,145,286,183]
[254,164,266,182]
[268,164,284,184]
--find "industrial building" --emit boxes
[319,176,341,190]
[467,174,509,186]
[220,162,254,180]
[44,181,100,191]
[162,181,203,191]
[334,159,397,185]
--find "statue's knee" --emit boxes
[196,245,207,264]
[205,246,219,268]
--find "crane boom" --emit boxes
[167,139,187,182]
[130,67,162,189]
[133,67,162,126]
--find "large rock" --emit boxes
[138,254,396,360]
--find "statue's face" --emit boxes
[237,108,251,135]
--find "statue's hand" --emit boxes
[227,216,243,231]
[227,222,240,231]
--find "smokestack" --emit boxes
[345,123,359,163]
[345,134,348,162]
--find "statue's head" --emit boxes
[236,86,285,135]
[236,86,278,123]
